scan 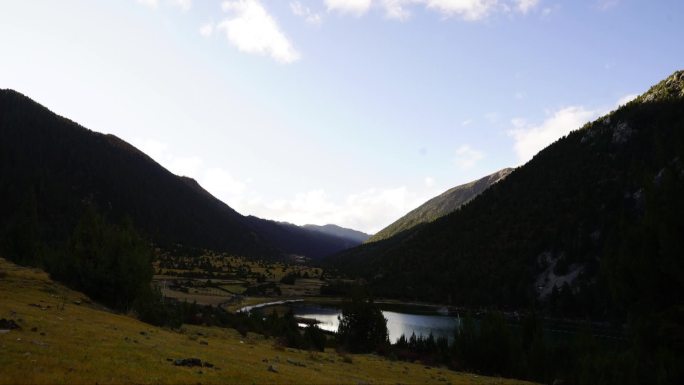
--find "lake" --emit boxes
[252,301,461,343]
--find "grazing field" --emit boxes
[0,258,536,385]
[153,251,327,308]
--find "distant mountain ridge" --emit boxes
[366,168,513,243]
[303,224,370,244]
[0,89,358,259]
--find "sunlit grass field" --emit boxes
[0,258,536,385]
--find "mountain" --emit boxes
[0,90,356,260]
[246,217,367,258]
[366,168,513,244]
[328,71,684,322]
[303,224,371,244]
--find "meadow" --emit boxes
[0,258,535,385]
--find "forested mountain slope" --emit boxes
[0,90,357,260]
[366,168,512,243]
[329,71,684,322]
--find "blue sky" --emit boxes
[1,0,682,233]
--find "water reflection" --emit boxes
[268,302,460,343]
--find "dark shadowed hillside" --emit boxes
[0,90,358,260]
[329,71,684,323]
[246,217,368,258]
[303,224,370,244]
[366,168,512,243]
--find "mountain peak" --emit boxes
[638,70,684,103]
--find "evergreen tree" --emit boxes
[337,291,388,353]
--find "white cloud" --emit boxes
[131,138,247,204]
[168,156,203,177]
[509,93,641,163]
[130,138,441,233]
[248,186,437,233]
[515,0,539,14]
[381,0,415,20]
[290,1,323,24]
[218,0,300,64]
[136,0,191,10]
[325,0,373,16]
[203,167,247,197]
[425,0,500,20]
[173,0,192,11]
[616,93,638,107]
[455,145,485,169]
[199,22,214,37]
[509,106,599,163]
[323,0,540,20]
[136,0,159,8]
[199,22,215,37]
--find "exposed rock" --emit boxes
[535,252,584,299]
[173,358,204,367]
[287,359,306,367]
[0,319,21,330]
[268,364,278,373]
[612,121,634,144]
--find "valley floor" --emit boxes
[0,258,536,385]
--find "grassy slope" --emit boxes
[0,258,534,385]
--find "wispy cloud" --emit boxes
[136,0,159,9]
[199,22,215,37]
[218,0,300,63]
[515,0,539,14]
[136,0,192,11]
[131,138,248,206]
[290,1,323,25]
[325,0,544,21]
[455,145,485,169]
[381,0,414,20]
[174,0,192,11]
[509,106,598,163]
[508,94,638,163]
[616,93,637,107]
[325,0,373,16]
[250,186,437,233]
[131,138,440,233]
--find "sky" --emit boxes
[1,0,683,234]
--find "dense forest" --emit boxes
[329,71,684,320]
[326,72,684,383]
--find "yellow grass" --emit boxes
[0,258,537,385]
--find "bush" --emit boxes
[133,286,182,328]
[304,324,327,352]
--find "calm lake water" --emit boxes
[255,301,461,343]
